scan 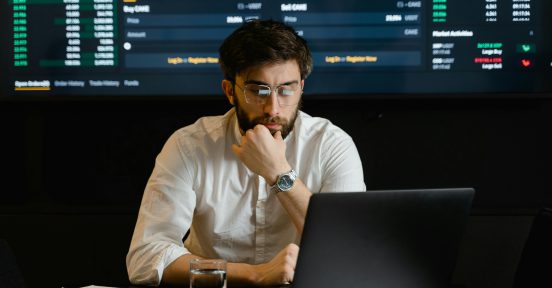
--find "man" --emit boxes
[126,19,365,286]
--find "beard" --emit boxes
[234,97,300,140]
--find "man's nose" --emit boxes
[263,90,280,116]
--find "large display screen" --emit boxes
[1,0,551,98]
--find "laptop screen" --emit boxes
[292,188,474,288]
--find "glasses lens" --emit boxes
[243,83,300,106]
[278,86,295,97]
[277,84,299,106]
[257,86,271,97]
[244,84,269,104]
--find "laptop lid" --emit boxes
[292,188,475,288]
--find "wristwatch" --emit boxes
[271,169,297,193]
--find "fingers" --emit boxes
[282,244,299,283]
[240,125,269,145]
[254,124,267,132]
[255,243,300,286]
[244,124,282,142]
[286,243,299,269]
[285,243,299,256]
[233,124,288,180]
[281,244,299,274]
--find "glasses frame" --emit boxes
[234,81,303,107]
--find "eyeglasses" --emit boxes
[235,82,302,107]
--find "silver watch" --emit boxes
[271,169,297,193]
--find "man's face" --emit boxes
[229,60,303,139]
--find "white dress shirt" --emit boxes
[126,109,366,285]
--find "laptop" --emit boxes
[291,188,475,288]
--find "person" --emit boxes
[126,19,366,287]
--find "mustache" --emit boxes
[253,116,286,126]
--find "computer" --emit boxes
[291,188,475,288]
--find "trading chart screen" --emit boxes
[1,0,551,97]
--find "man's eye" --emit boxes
[280,89,294,97]
[257,89,271,96]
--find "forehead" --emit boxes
[238,60,301,83]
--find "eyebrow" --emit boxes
[244,79,299,86]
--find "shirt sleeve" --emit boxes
[319,128,366,193]
[126,131,196,285]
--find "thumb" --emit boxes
[274,130,283,141]
[231,143,241,156]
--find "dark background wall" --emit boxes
[1,97,551,287]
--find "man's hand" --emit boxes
[233,124,312,234]
[253,243,299,285]
[232,124,291,184]
[162,245,299,287]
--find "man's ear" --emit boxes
[222,80,235,105]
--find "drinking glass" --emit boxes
[189,259,227,288]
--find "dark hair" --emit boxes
[218,19,313,82]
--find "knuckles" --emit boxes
[245,129,255,138]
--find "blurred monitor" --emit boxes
[1,0,551,98]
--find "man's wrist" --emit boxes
[266,165,292,186]
[227,262,260,286]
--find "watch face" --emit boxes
[278,175,293,190]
